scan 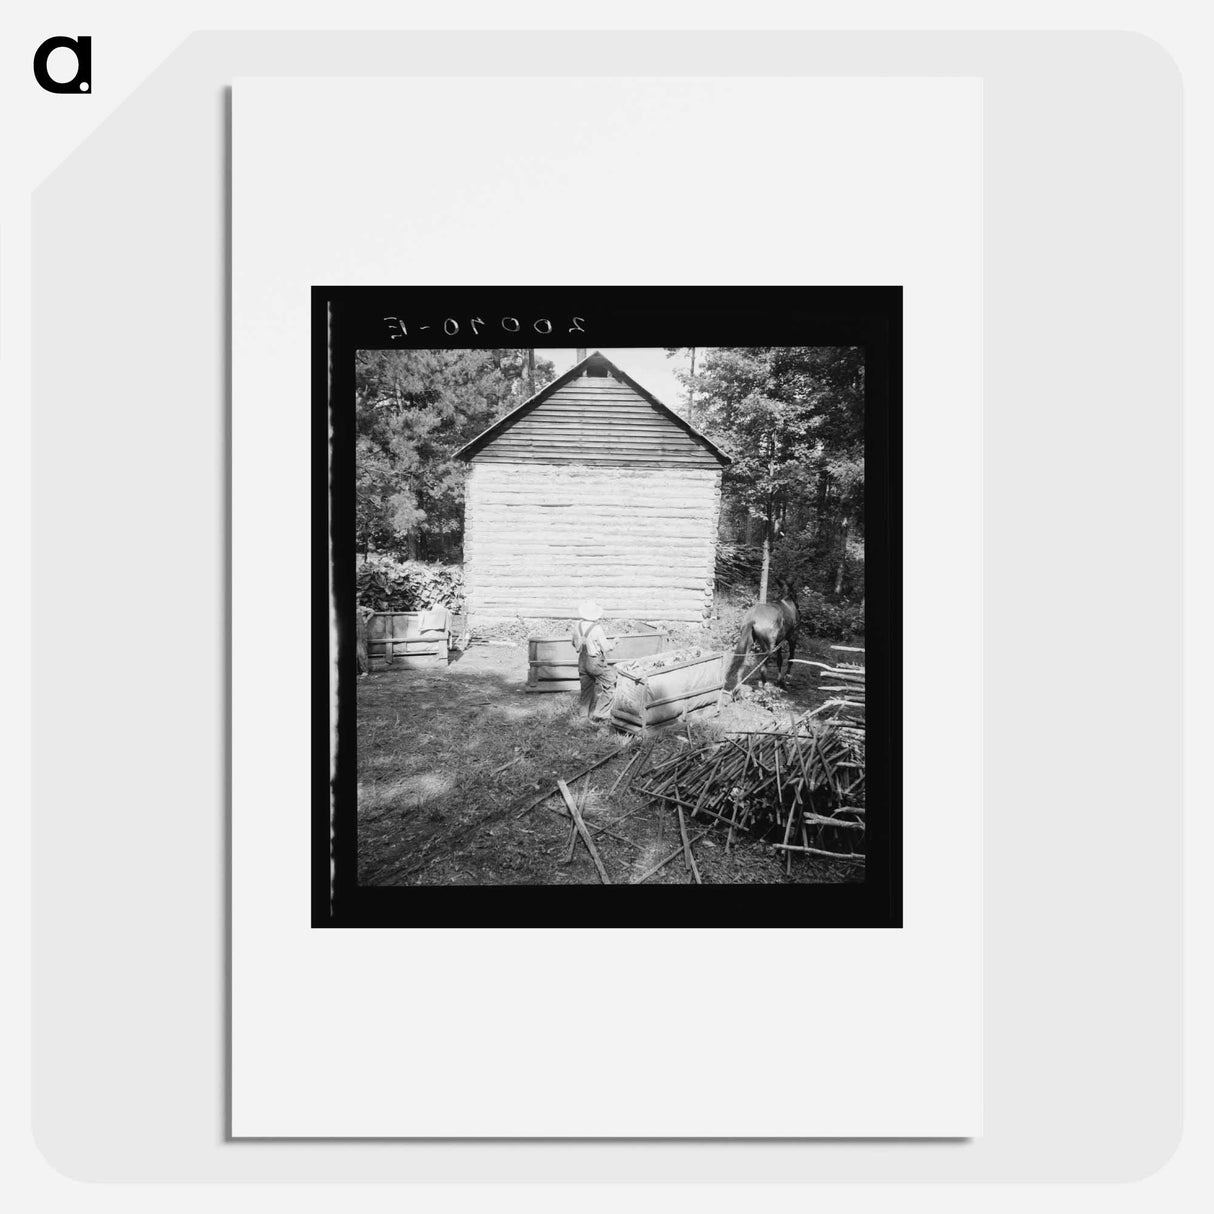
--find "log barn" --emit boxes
[455,351,731,623]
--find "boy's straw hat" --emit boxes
[578,599,604,622]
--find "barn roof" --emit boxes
[453,351,732,466]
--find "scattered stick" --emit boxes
[608,742,645,795]
[558,779,612,884]
[561,819,578,863]
[676,803,702,884]
[561,778,592,863]
[536,798,634,845]
[630,830,711,885]
[771,842,866,864]
[515,749,623,818]
[624,741,656,794]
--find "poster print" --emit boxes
[316,286,900,927]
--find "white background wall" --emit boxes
[6,7,1202,1209]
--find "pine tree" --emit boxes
[354,349,554,559]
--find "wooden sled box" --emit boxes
[525,630,666,692]
[366,611,451,668]
[610,650,726,733]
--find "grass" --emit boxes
[355,620,863,887]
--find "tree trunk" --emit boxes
[759,440,777,603]
[834,516,850,596]
[758,498,773,603]
[687,346,697,425]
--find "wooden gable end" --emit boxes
[470,371,723,468]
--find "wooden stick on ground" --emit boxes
[771,842,866,864]
[676,803,702,885]
[536,798,634,845]
[608,746,641,794]
[623,741,656,794]
[515,749,622,818]
[629,830,711,885]
[557,778,612,884]
[561,778,592,863]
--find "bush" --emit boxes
[770,528,865,602]
[797,589,864,638]
[356,554,464,612]
[769,531,821,595]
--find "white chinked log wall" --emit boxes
[458,358,729,624]
[464,462,722,623]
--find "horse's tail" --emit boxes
[725,618,754,690]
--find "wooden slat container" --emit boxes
[610,650,726,733]
[365,611,450,669]
[526,630,666,693]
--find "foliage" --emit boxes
[616,647,709,676]
[356,554,465,612]
[769,525,864,601]
[355,349,554,559]
[354,345,866,621]
[796,589,864,638]
[746,683,792,713]
[672,345,865,603]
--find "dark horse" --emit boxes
[725,592,800,692]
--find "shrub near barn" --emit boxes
[356,554,465,612]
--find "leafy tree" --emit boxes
[676,346,864,603]
[354,349,553,559]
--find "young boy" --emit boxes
[571,600,618,722]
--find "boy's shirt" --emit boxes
[571,621,610,660]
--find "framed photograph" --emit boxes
[234,74,979,1138]
[317,285,900,927]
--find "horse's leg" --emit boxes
[780,631,796,687]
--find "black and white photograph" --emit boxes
[17,9,1195,1183]
[317,286,900,926]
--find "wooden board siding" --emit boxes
[471,372,721,468]
[464,462,722,622]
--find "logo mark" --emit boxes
[33,36,91,93]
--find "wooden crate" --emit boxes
[610,650,726,733]
[366,611,450,669]
[525,630,666,693]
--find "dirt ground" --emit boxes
[356,635,862,886]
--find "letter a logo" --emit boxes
[33,36,92,93]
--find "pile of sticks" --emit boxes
[631,720,866,875]
[796,646,865,735]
